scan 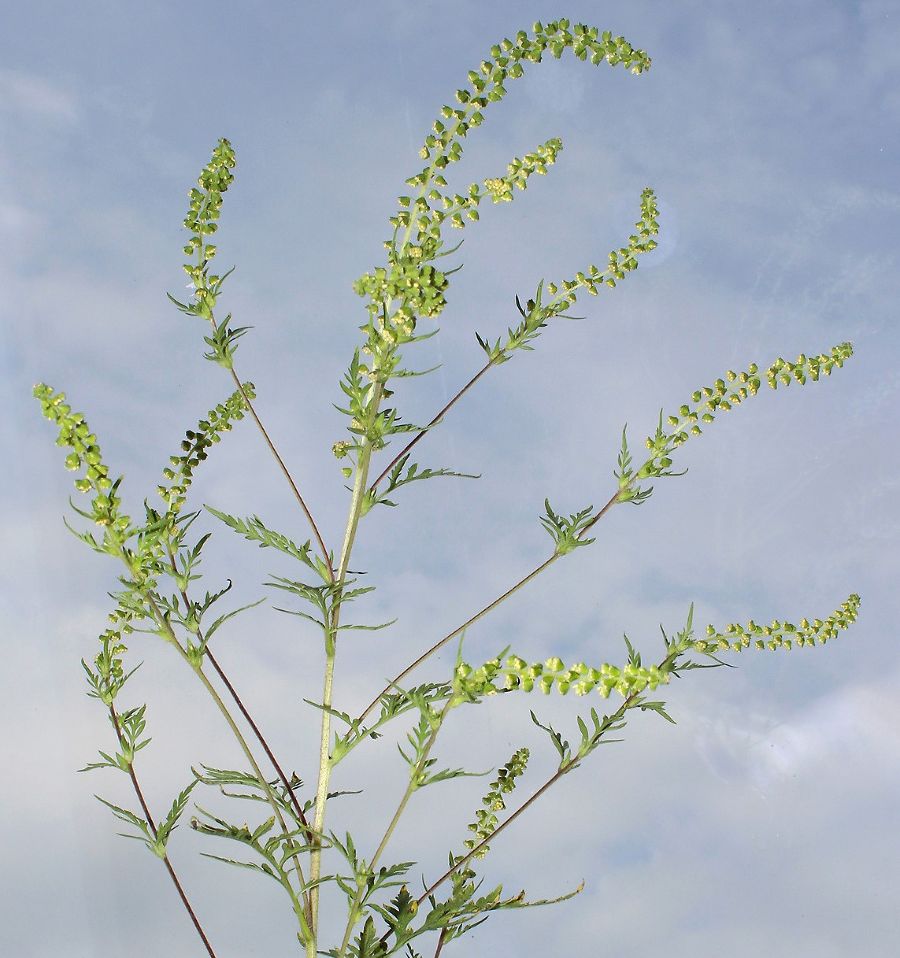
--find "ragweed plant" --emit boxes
[34,18,860,958]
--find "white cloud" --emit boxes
[0,68,77,123]
[691,665,900,794]
[5,2,898,955]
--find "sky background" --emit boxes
[3,1,899,956]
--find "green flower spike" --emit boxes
[158,383,256,515]
[33,383,132,548]
[456,594,860,704]
[179,137,237,317]
[462,747,530,858]
[351,21,653,379]
[167,138,251,369]
[616,342,855,504]
[696,594,861,652]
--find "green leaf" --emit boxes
[336,617,398,632]
[529,711,571,767]
[538,498,596,555]
[199,852,280,883]
[202,315,253,369]
[202,597,266,644]
[94,795,154,849]
[638,700,676,724]
[362,453,480,516]
[204,506,322,575]
[152,779,198,857]
[272,606,326,629]
[351,916,389,958]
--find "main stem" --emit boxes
[306,113,468,948]
[307,382,385,956]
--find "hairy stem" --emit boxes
[309,94,485,951]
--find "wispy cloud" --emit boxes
[691,666,900,794]
[0,68,77,123]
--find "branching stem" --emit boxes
[162,546,316,931]
[337,696,455,957]
[355,489,621,728]
[143,592,313,941]
[368,358,495,492]
[108,704,219,958]
[228,367,335,582]
[405,642,687,925]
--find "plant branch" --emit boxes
[406,637,692,926]
[228,368,335,583]
[337,696,455,957]
[143,591,314,942]
[109,704,219,958]
[368,358,495,492]
[355,489,621,728]
[308,381,385,954]
[163,547,317,854]
[204,646,313,835]
[414,687,639,909]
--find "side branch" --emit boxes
[109,705,219,958]
[355,489,620,727]
[415,761,569,908]
[369,358,495,491]
[164,548,316,847]
[338,695,456,957]
[143,591,314,938]
[228,368,335,582]
[377,685,643,950]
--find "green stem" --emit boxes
[307,98,485,951]
[144,592,314,944]
[338,697,454,958]
[307,382,385,957]
[354,489,622,729]
[410,644,688,915]
[164,546,316,848]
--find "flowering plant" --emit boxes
[34,19,859,958]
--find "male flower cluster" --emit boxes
[696,594,861,652]
[463,747,530,858]
[180,137,237,319]
[350,21,654,367]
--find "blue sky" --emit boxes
[4,2,899,956]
